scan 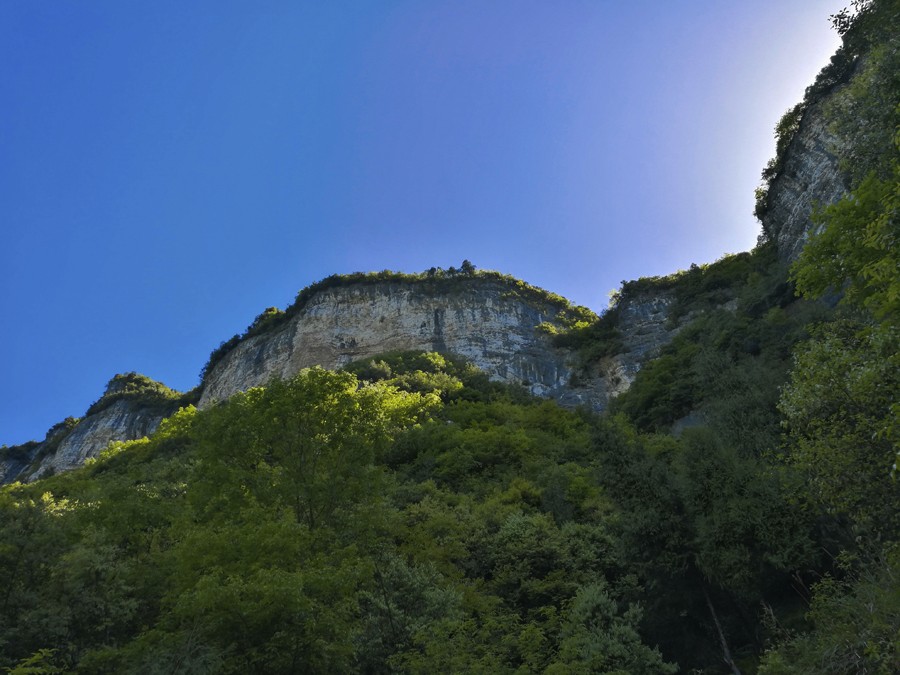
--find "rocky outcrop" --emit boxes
[200,277,698,414]
[26,400,167,481]
[1,277,696,485]
[0,275,732,486]
[0,442,41,485]
[617,290,681,364]
[1,376,183,484]
[590,289,703,399]
[199,279,608,410]
[761,96,851,260]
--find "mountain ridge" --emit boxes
[2,269,700,483]
[0,13,865,484]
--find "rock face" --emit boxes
[617,290,680,365]
[198,278,693,415]
[602,290,683,396]
[28,400,167,481]
[0,378,178,485]
[761,95,852,260]
[0,443,40,485]
[199,279,607,410]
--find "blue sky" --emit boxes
[1,1,843,445]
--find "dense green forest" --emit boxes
[2,2,898,672]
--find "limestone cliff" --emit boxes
[761,94,851,260]
[198,277,607,410]
[1,402,168,484]
[757,31,890,260]
[1,373,191,484]
[600,289,684,396]
[31,400,167,480]
[195,275,700,415]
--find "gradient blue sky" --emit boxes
[2,1,843,445]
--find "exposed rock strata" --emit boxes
[199,279,608,410]
[761,97,851,260]
[2,279,693,485]
[29,401,167,480]
[198,280,699,415]
[602,290,683,396]
[1,380,177,484]
[0,442,40,485]
[0,253,827,485]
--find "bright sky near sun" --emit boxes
[1,1,843,446]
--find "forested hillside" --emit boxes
[2,1,898,672]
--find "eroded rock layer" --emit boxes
[199,279,604,410]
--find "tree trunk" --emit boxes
[702,585,742,675]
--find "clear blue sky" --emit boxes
[2,1,843,446]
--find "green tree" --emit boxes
[786,130,900,537]
[355,552,463,673]
[778,320,900,538]
[189,368,436,529]
[0,491,75,669]
[547,582,676,675]
[794,138,900,322]
[759,546,900,674]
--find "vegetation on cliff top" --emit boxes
[84,373,200,418]
[614,244,786,317]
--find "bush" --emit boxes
[85,373,197,418]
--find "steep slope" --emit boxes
[759,0,899,259]
[760,94,851,259]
